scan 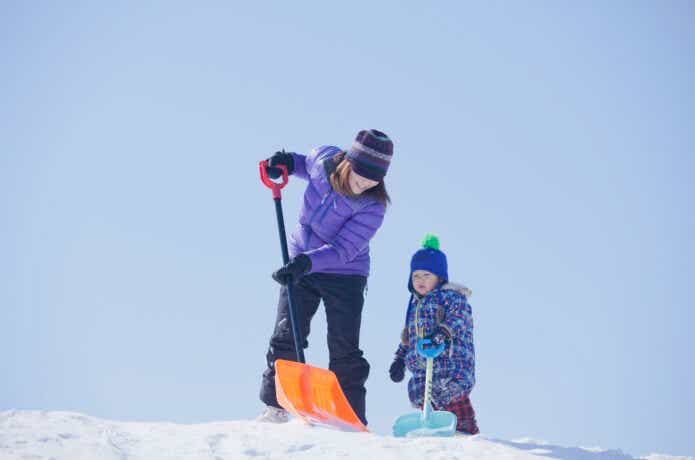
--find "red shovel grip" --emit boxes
[259,160,289,199]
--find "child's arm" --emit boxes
[438,293,473,343]
[396,295,415,358]
[439,292,476,393]
[389,321,410,383]
[394,343,408,359]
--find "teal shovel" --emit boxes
[392,339,457,437]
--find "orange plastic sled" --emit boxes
[275,359,368,432]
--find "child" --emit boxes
[389,234,479,435]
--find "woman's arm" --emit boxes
[291,153,308,180]
[292,145,341,181]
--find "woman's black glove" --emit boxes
[272,254,311,285]
[389,356,405,382]
[266,150,295,179]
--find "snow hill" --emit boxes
[0,411,690,460]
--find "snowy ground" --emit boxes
[0,411,690,460]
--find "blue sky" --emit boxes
[1,1,693,457]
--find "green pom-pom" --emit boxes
[421,233,440,250]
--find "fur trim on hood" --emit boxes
[441,282,472,299]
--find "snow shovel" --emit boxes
[392,339,457,437]
[259,160,368,433]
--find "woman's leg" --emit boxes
[316,274,370,425]
[259,278,321,408]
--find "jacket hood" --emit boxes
[412,281,472,300]
[441,282,472,299]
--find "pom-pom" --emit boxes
[421,233,440,250]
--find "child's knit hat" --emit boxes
[408,233,449,292]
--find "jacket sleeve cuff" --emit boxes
[395,343,408,359]
[291,153,308,180]
[304,245,338,273]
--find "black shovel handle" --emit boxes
[259,161,305,364]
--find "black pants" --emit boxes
[259,273,370,425]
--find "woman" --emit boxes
[258,129,394,426]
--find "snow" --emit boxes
[0,410,690,460]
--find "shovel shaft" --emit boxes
[260,160,305,364]
[417,339,443,424]
[423,357,434,422]
[274,198,290,265]
[392,339,457,437]
[272,197,306,364]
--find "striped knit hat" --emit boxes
[346,129,394,182]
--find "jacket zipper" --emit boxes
[317,192,334,225]
[306,191,332,247]
[414,297,425,370]
[307,192,329,225]
[414,291,453,361]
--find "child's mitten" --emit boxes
[389,356,405,382]
[428,326,452,347]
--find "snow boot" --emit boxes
[256,406,289,423]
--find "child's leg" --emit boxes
[436,395,479,434]
[407,373,426,408]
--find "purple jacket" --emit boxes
[288,145,386,277]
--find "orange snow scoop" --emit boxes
[275,360,368,432]
[259,160,368,433]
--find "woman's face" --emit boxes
[348,170,379,195]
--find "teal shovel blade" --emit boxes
[392,339,457,437]
[392,409,457,437]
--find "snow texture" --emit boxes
[0,410,691,460]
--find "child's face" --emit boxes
[411,270,439,296]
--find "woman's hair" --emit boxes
[329,152,391,206]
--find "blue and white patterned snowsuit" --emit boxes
[395,282,475,407]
